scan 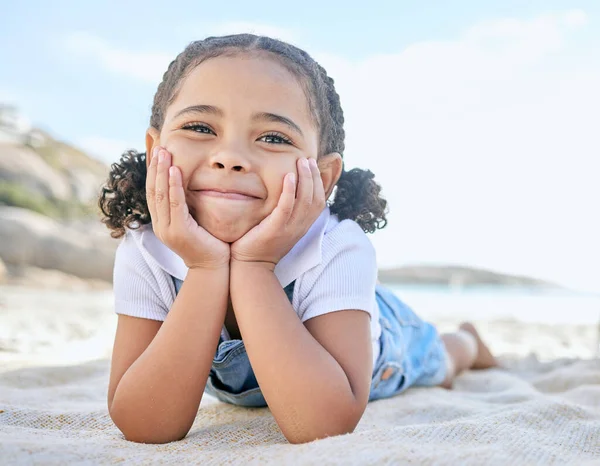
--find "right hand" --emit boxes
[146,147,230,269]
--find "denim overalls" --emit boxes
[172,278,448,407]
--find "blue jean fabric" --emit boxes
[172,278,448,407]
[369,284,448,401]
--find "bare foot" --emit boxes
[440,377,454,390]
[459,322,500,370]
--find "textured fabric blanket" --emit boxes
[1,355,599,465]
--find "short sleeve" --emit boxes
[295,220,378,322]
[113,233,170,321]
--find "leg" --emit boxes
[439,322,499,389]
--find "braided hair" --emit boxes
[99,34,387,238]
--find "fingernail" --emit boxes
[152,146,160,159]
[169,166,176,177]
[289,173,296,184]
[309,158,318,168]
[302,158,309,170]
[158,150,165,163]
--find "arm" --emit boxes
[108,266,228,444]
[108,146,231,443]
[230,156,373,442]
[230,261,372,444]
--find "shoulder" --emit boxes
[113,226,174,320]
[113,226,151,274]
[321,216,376,265]
[113,226,157,285]
[114,224,173,273]
[298,215,377,289]
[293,215,378,320]
[114,227,142,260]
[113,225,178,287]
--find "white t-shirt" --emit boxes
[113,207,382,364]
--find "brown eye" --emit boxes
[259,132,293,145]
[182,123,215,135]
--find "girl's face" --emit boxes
[147,54,320,243]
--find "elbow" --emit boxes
[123,431,188,445]
[109,402,190,444]
[284,420,359,445]
[121,427,188,445]
[282,402,365,445]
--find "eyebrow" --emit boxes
[253,112,304,137]
[173,105,304,137]
[173,105,223,119]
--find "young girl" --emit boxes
[99,34,498,445]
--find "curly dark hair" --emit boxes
[99,34,387,238]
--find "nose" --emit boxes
[209,147,251,173]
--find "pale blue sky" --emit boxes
[2,2,599,292]
[2,1,599,157]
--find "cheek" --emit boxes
[262,162,297,204]
[160,137,203,182]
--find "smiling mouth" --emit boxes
[194,189,260,201]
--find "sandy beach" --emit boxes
[2,284,598,366]
[1,284,599,464]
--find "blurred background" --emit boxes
[1,1,599,371]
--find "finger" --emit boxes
[168,165,189,226]
[290,157,313,223]
[296,157,314,203]
[269,172,296,226]
[310,157,326,209]
[155,149,172,228]
[146,147,160,223]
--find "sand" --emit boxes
[1,285,599,465]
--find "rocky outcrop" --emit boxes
[0,127,108,206]
[378,265,557,287]
[0,144,73,200]
[0,113,120,285]
[0,206,117,282]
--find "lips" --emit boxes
[194,188,261,200]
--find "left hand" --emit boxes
[231,157,325,267]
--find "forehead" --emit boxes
[169,53,313,124]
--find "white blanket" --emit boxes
[1,355,599,465]
[0,285,599,464]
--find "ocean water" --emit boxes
[385,284,600,326]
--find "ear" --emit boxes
[317,152,343,201]
[145,127,160,169]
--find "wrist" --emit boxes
[184,264,230,291]
[186,259,230,271]
[230,258,276,273]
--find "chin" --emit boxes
[207,225,249,243]
[189,196,264,243]
[195,213,257,243]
